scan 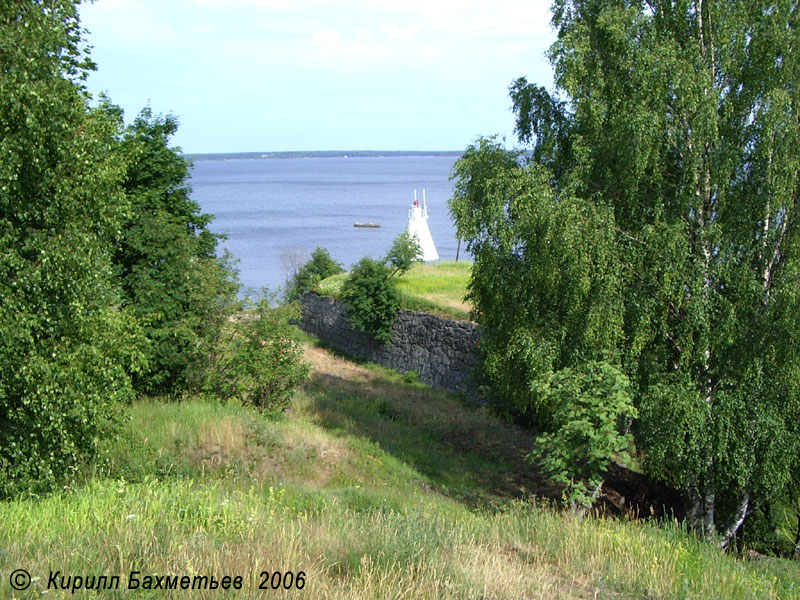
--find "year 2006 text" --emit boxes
[259,571,306,590]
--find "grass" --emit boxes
[317,260,473,321]
[1,341,799,599]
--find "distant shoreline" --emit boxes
[186,150,463,161]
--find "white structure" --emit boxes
[407,189,439,262]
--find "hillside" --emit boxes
[1,340,797,599]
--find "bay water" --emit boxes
[189,155,463,295]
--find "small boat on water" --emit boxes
[354,222,380,228]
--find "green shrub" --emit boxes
[402,370,420,384]
[204,299,309,413]
[527,362,637,513]
[341,257,400,345]
[285,247,343,300]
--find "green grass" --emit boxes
[317,261,473,321]
[1,342,799,599]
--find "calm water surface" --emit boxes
[189,156,463,294]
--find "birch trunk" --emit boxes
[695,0,719,542]
[719,491,750,549]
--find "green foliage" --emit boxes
[0,0,309,499]
[204,298,309,413]
[319,262,472,321]
[402,370,420,384]
[450,138,623,419]
[285,247,343,301]
[452,0,800,541]
[528,363,636,512]
[0,0,145,496]
[340,257,400,345]
[508,79,572,180]
[384,231,423,277]
[115,107,239,395]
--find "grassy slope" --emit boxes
[1,342,798,599]
[317,261,473,321]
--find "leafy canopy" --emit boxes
[451,0,800,542]
[0,0,304,499]
[385,231,423,277]
[115,107,238,395]
[0,0,145,496]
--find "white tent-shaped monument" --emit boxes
[407,189,439,262]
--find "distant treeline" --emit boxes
[187,150,463,161]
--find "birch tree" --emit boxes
[452,0,800,545]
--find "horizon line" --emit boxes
[186,149,464,159]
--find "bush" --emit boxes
[204,298,309,413]
[285,247,343,300]
[340,257,400,345]
[527,362,637,513]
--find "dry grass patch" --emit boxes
[304,342,376,385]
[254,420,358,488]
[454,542,595,600]
[191,417,248,468]
[421,292,472,316]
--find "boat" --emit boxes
[354,222,380,228]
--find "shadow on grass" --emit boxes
[300,341,687,519]
[300,346,558,508]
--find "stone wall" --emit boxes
[299,292,483,399]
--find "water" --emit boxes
[189,155,463,294]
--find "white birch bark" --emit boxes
[719,491,750,549]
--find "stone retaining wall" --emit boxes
[299,292,483,399]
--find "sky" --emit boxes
[78,0,557,154]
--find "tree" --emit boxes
[285,247,343,301]
[451,0,800,544]
[451,138,623,421]
[115,107,238,395]
[0,0,145,496]
[384,231,423,277]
